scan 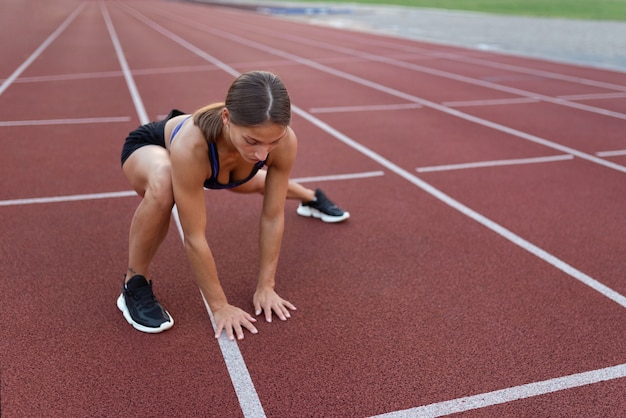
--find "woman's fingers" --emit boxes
[214,305,258,340]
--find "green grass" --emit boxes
[278,0,626,21]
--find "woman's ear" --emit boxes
[221,107,230,126]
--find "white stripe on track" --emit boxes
[0,117,130,127]
[0,65,218,84]
[291,170,384,183]
[0,191,137,207]
[558,92,626,101]
[370,363,626,418]
[596,149,626,157]
[0,172,381,207]
[0,3,86,96]
[309,103,421,113]
[441,97,540,108]
[417,154,573,173]
[100,2,149,124]
[3,70,123,84]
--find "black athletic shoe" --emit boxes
[297,189,350,223]
[117,275,174,333]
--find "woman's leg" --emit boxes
[122,145,175,283]
[230,170,349,223]
[230,169,315,201]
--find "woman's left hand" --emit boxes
[253,286,297,322]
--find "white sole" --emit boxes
[297,206,350,223]
[117,293,174,334]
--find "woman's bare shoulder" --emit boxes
[267,126,297,168]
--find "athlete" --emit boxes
[117,71,348,339]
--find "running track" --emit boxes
[1,1,626,416]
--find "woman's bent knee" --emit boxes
[144,166,174,211]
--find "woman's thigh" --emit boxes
[122,145,172,197]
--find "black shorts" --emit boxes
[120,109,185,166]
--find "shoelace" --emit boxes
[315,196,340,212]
[128,284,158,310]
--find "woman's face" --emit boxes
[223,110,287,163]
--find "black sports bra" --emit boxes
[170,116,266,190]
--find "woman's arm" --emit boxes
[253,128,298,321]
[170,130,257,340]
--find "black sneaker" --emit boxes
[117,275,174,333]
[297,189,350,223]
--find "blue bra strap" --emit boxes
[169,115,192,143]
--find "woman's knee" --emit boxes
[145,164,174,210]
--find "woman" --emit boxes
[117,71,349,340]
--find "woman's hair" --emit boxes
[193,71,291,142]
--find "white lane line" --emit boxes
[596,149,626,157]
[309,103,421,113]
[558,92,626,101]
[0,117,130,127]
[0,172,382,207]
[0,191,137,207]
[442,97,540,107]
[291,170,384,183]
[0,3,86,96]
[1,65,219,84]
[3,70,123,84]
[417,154,573,173]
[370,363,626,418]
[100,1,149,124]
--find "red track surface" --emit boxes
[2,1,626,416]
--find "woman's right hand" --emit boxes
[213,304,258,340]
